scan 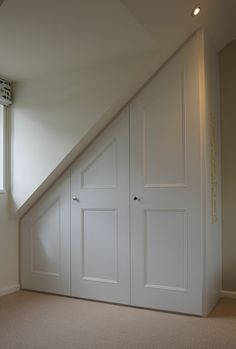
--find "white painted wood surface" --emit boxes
[71,108,130,304]
[0,285,20,296]
[130,35,203,314]
[20,32,221,316]
[21,171,71,295]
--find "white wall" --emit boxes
[0,193,18,291]
[11,54,160,213]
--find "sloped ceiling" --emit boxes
[121,0,236,51]
[0,0,158,81]
[2,0,236,215]
[0,0,235,82]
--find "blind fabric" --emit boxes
[0,105,5,190]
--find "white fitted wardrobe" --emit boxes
[21,31,221,316]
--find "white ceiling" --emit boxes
[121,0,236,51]
[0,0,235,82]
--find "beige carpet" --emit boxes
[0,291,236,349]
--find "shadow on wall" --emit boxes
[220,40,236,292]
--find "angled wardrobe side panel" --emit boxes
[21,171,71,295]
[201,31,222,315]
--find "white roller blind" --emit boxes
[0,105,5,190]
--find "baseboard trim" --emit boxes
[0,284,20,296]
[221,290,236,299]
[1,286,235,300]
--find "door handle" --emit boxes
[72,196,79,202]
[133,196,141,201]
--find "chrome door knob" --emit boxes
[72,196,79,202]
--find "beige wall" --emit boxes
[220,40,236,291]
[0,193,18,291]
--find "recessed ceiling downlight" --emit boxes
[192,6,201,16]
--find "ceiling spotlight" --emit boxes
[192,6,201,16]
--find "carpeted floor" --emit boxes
[0,291,236,349]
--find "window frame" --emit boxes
[0,105,7,193]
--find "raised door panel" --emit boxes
[82,209,118,283]
[142,70,186,187]
[130,36,203,315]
[30,200,60,276]
[71,107,130,304]
[144,209,187,291]
[81,141,117,189]
[21,171,70,295]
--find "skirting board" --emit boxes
[221,290,236,299]
[0,284,20,296]
[0,286,235,299]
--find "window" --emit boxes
[0,104,6,191]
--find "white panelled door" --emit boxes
[130,38,203,314]
[71,108,130,304]
[21,171,71,295]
